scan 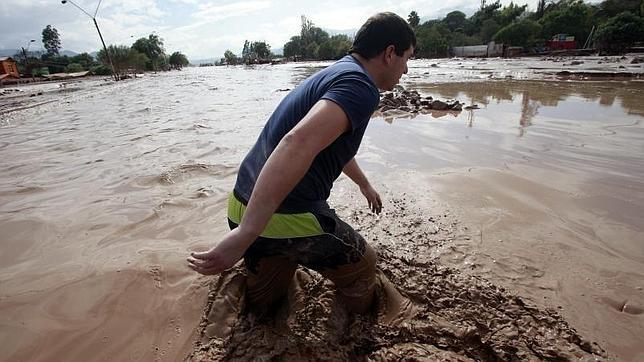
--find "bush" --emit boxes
[416,24,449,58]
[493,19,542,48]
[90,65,112,76]
[538,2,595,44]
[594,12,644,53]
[317,35,352,60]
[32,67,50,76]
[65,63,84,73]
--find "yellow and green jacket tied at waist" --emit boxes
[227,193,325,239]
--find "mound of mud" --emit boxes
[188,198,605,361]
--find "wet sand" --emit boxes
[1,59,643,361]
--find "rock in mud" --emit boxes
[429,100,449,110]
[377,89,466,118]
[631,57,644,64]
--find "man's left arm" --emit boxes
[343,157,382,214]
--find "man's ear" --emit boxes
[383,45,396,65]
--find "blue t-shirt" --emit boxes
[234,55,380,213]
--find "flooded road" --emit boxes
[1,59,643,360]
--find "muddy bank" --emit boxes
[0,77,116,117]
[188,195,605,361]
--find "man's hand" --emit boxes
[342,158,382,214]
[360,183,382,214]
[187,227,255,275]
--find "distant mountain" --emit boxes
[0,48,20,57]
[325,28,357,37]
[191,57,217,65]
[0,48,86,58]
[60,50,79,57]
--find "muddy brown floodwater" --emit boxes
[1,57,643,361]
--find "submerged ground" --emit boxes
[1,57,643,361]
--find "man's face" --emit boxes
[384,46,414,90]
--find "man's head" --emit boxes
[350,12,416,90]
[350,12,416,60]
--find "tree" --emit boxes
[317,34,352,60]
[539,1,595,46]
[300,15,315,44]
[40,54,69,73]
[129,50,149,73]
[444,11,467,32]
[158,54,171,71]
[408,11,420,28]
[42,25,61,56]
[298,16,330,59]
[98,45,131,77]
[330,34,352,59]
[303,27,329,59]
[66,63,84,73]
[223,50,239,65]
[169,51,189,69]
[480,19,501,42]
[254,42,272,59]
[594,12,644,53]
[283,15,350,61]
[493,19,542,48]
[69,53,95,70]
[448,31,482,47]
[132,34,165,71]
[241,41,272,63]
[415,24,449,58]
[468,0,502,33]
[480,0,503,17]
[498,2,527,27]
[535,0,549,19]
[283,36,302,59]
[241,40,251,61]
[304,42,319,60]
[596,0,641,19]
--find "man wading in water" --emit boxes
[188,12,416,314]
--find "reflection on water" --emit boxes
[362,79,644,180]
[406,80,644,137]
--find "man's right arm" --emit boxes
[188,99,351,275]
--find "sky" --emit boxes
[0,0,574,62]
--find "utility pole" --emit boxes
[61,0,119,81]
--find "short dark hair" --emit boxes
[349,12,417,59]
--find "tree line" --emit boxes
[218,0,643,64]
[218,15,352,65]
[410,0,644,57]
[221,40,273,65]
[16,26,190,78]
